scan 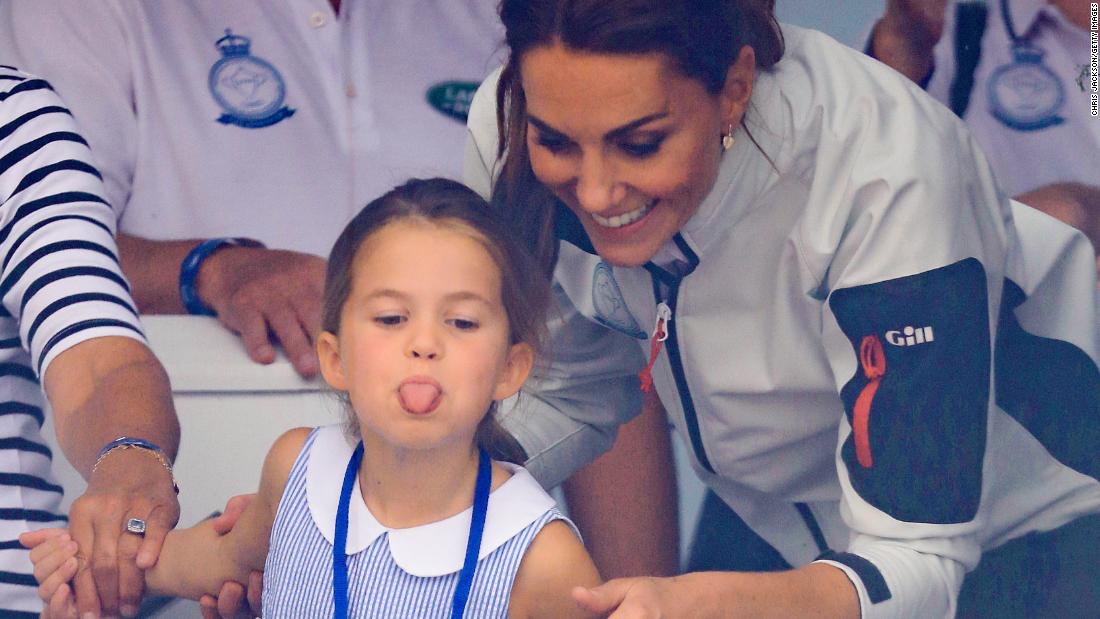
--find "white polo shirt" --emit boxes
[0,0,505,256]
[927,0,1097,197]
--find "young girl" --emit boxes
[23,178,601,618]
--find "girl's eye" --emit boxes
[619,138,663,158]
[374,315,405,326]
[447,318,479,331]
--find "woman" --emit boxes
[463,0,1100,617]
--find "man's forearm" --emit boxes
[869,16,937,84]
[118,233,204,315]
[1016,183,1100,252]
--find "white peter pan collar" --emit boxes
[305,424,557,577]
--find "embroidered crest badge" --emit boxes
[592,262,646,339]
[208,29,295,129]
[987,45,1065,131]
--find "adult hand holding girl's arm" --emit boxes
[144,428,308,601]
[44,338,180,619]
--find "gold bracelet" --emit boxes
[92,440,180,494]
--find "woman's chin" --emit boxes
[588,237,665,268]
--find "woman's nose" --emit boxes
[574,154,625,214]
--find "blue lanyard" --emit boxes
[1000,0,1022,45]
[332,443,492,619]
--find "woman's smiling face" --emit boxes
[521,42,754,267]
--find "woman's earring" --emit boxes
[722,124,736,151]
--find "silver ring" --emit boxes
[125,517,147,536]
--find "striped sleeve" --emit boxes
[0,68,144,378]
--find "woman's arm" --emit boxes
[573,564,858,618]
[509,520,602,619]
[562,391,680,579]
[144,428,310,600]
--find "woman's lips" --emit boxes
[398,377,442,414]
[590,198,658,229]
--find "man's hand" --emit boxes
[197,246,326,377]
[872,0,948,83]
[68,449,180,618]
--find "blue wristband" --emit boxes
[178,237,263,316]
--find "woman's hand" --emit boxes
[573,576,690,618]
[66,447,180,618]
[20,528,80,619]
[572,566,860,619]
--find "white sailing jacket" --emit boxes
[465,25,1100,619]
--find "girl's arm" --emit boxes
[144,428,311,600]
[509,520,602,619]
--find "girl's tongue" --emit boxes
[398,380,442,414]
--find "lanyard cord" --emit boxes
[332,443,491,619]
[450,449,491,619]
[332,441,364,619]
[1000,0,1022,44]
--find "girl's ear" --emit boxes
[493,342,534,401]
[317,331,348,391]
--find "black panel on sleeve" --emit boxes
[817,550,893,604]
[995,279,1100,480]
[828,258,990,523]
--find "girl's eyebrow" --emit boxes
[363,289,494,307]
[527,110,670,141]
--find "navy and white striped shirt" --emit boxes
[264,425,571,618]
[0,67,144,616]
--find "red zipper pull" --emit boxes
[639,302,672,393]
[853,334,887,468]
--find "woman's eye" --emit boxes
[447,318,479,331]
[374,315,405,326]
[619,139,663,158]
[534,133,573,155]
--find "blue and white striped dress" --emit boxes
[263,425,572,618]
[0,68,145,616]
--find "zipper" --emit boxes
[645,254,715,475]
[638,302,671,393]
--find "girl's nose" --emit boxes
[407,325,441,360]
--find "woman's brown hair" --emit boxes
[492,0,784,271]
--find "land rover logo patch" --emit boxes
[426,81,479,122]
